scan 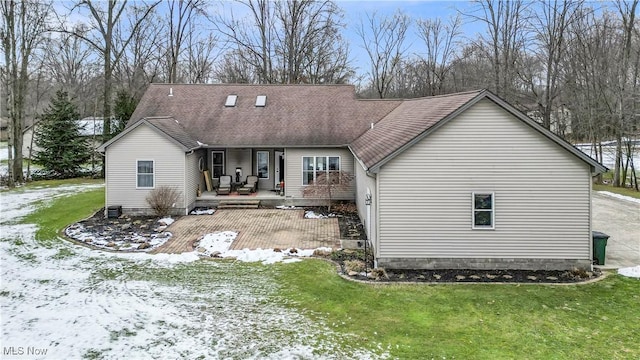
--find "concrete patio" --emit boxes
[153,209,341,254]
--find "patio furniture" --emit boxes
[237,175,259,195]
[216,175,232,195]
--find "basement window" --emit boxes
[225,95,238,107]
[472,192,494,229]
[255,95,267,107]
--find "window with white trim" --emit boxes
[137,160,154,188]
[257,151,269,179]
[302,156,340,185]
[211,151,224,178]
[472,192,494,229]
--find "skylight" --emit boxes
[255,95,267,107]
[225,94,238,107]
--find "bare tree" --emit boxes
[526,0,583,130]
[1,0,51,186]
[416,15,462,96]
[465,0,531,102]
[302,171,354,212]
[356,10,410,98]
[612,0,638,187]
[183,22,220,83]
[215,0,276,83]
[215,0,351,84]
[65,0,160,142]
[114,9,164,99]
[165,0,206,83]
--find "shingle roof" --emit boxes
[144,117,201,150]
[128,84,401,147]
[350,90,485,169]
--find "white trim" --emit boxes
[211,150,225,178]
[257,150,269,179]
[255,95,267,107]
[136,159,155,189]
[225,94,237,107]
[472,192,495,230]
[301,155,341,185]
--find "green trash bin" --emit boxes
[592,231,610,265]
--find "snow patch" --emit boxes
[190,208,215,215]
[597,191,640,204]
[276,205,301,210]
[158,217,175,225]
[618,266,640,278]
[304,210,336,219]
[194,231,332,265]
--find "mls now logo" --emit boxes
[3,346,49,356]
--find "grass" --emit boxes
[18,179,104,245]
[275,261,640,359]
[11,179,640,359]
[593,184,640,199]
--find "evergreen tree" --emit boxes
[113,89,138,134]
[33,90,91,178]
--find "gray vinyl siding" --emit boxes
[226,148,252,182]
[106,125,186,214]
[377,99,592,260]
[354,160,377,247]
[285,148,355,199]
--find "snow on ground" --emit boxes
[190,207,215,215]
[618,266,640,278]
[194,231,332,265]
[0,183,385,359]
[597,191,640,204]
[574,142,640,170]
[64,222,172,251]
[276,205,302,210]
[304,210,336,219]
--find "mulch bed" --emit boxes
[307,205,602,284]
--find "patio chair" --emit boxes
[237,175,258,195]
[216,175,232,195]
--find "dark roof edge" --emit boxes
[98,117,200,153]
[365,90,487,173]
[364,90,607,174]
[143,118,200,152]
[482,91,607,174]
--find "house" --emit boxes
[22,117,116,158]
[526,104,573,138]
[99,84,606,270]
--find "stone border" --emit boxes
[320,258,611,286]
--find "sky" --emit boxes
[336,1,480,73]
[53,0,482,77]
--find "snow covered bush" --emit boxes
[146,186,181,217]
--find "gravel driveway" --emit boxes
[592,192,640,268]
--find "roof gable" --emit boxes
[350,90,606,174]
[98,117,198,152]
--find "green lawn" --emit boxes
[14,179,640,359]
[594,183,640,199]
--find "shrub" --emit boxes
[344,259,365,273]
[145,186,181,217]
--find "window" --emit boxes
[472,192,494,229]
[211,151,224,178]
[255,95,267,107]
[257,151,269,179]
[225,94,237,107]
[302,156,340,185]
[137,160,154,188]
